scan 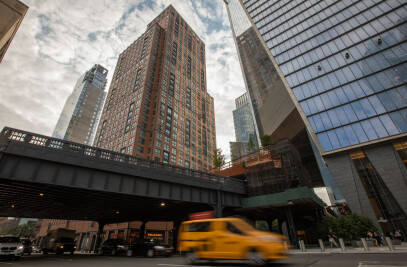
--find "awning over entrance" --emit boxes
[241,187,325,215]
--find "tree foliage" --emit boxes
[307,213,378,242]
[212,148,226,168]
[247,137,256,153]
[260,134,273,148]
[0,223,36,238]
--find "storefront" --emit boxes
[145,231,165,242]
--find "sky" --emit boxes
[0,0,247,160]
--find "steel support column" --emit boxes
[139,221,147,242]
[93,221,105,253]
[285,206,298,249]
[214,190,224,218]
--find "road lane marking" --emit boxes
[158,264,211,267]
[358,263,405,267]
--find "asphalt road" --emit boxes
[1,253,407,267]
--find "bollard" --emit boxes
[299,240,306,252]
[318,239,325,252]
[385,237,395,251]
[339,238,346,251]
[361,238,369,251]
[283,241,288,252]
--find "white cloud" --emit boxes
[0,0,246,162]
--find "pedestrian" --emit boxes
[395,230,403,241]
[373,232,382,246]
[328,228,338,247]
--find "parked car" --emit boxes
[0,236,23,260]
[20,238,33,255]
[99,239,129,256]
[178,218,289,265]
[32,245,41,253]
[126,240,173,257]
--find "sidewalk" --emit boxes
[289,242,407,254]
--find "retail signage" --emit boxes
[188,211,215,220]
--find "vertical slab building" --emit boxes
[0,0,28,63]
[225,0,407,234]
[94,5,216,171]
[53,64,108,145]
[230,93,258,159]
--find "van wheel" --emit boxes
[126,249,133,257]
[184,251,199,265]
[145,249,154,258]
[111,249,117,256]
[43,250,49,255]
[246,250,266,266]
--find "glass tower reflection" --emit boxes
[244,0,407,152]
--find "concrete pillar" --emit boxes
[339,238,346,251]
[361,238,369,251]
[385,237,395,251]
[318,239,325,252]
[299,240,306,252]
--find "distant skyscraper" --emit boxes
[225,0,407,234]
[230,93,258,159]
[0,0,28,63]
[94,5,216,171]
[53,64,108,145]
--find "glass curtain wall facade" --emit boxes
[228,0,407,233]
[225,0,329,194]
[52,64,108,145]
[350,149,407,235]
[230,93,258,159]
[245,0,407,152]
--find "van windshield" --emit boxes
[230,220,256,232]
[0,236,20,243]
[58,238,74,243]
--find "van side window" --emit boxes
[227,222,243,235]
[186,222,211,232]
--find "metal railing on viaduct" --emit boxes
[0,127,247,223]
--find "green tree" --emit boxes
[212,148,226,168]
[0,223,36,238]
[260,134,273,148]
[308,213,378,242]
[247,137,256,153]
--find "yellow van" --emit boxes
[177,218,288,265]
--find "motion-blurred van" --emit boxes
[177,218,288,265]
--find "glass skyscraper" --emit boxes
[225,0,407,234]
[230,93,258,159]
[53,64,108,145]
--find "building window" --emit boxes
[350,149,407,234]
[163,151,169,164]
[394,140,407,169]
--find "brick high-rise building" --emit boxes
[37,5,217,249]
[94,5,216,171]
